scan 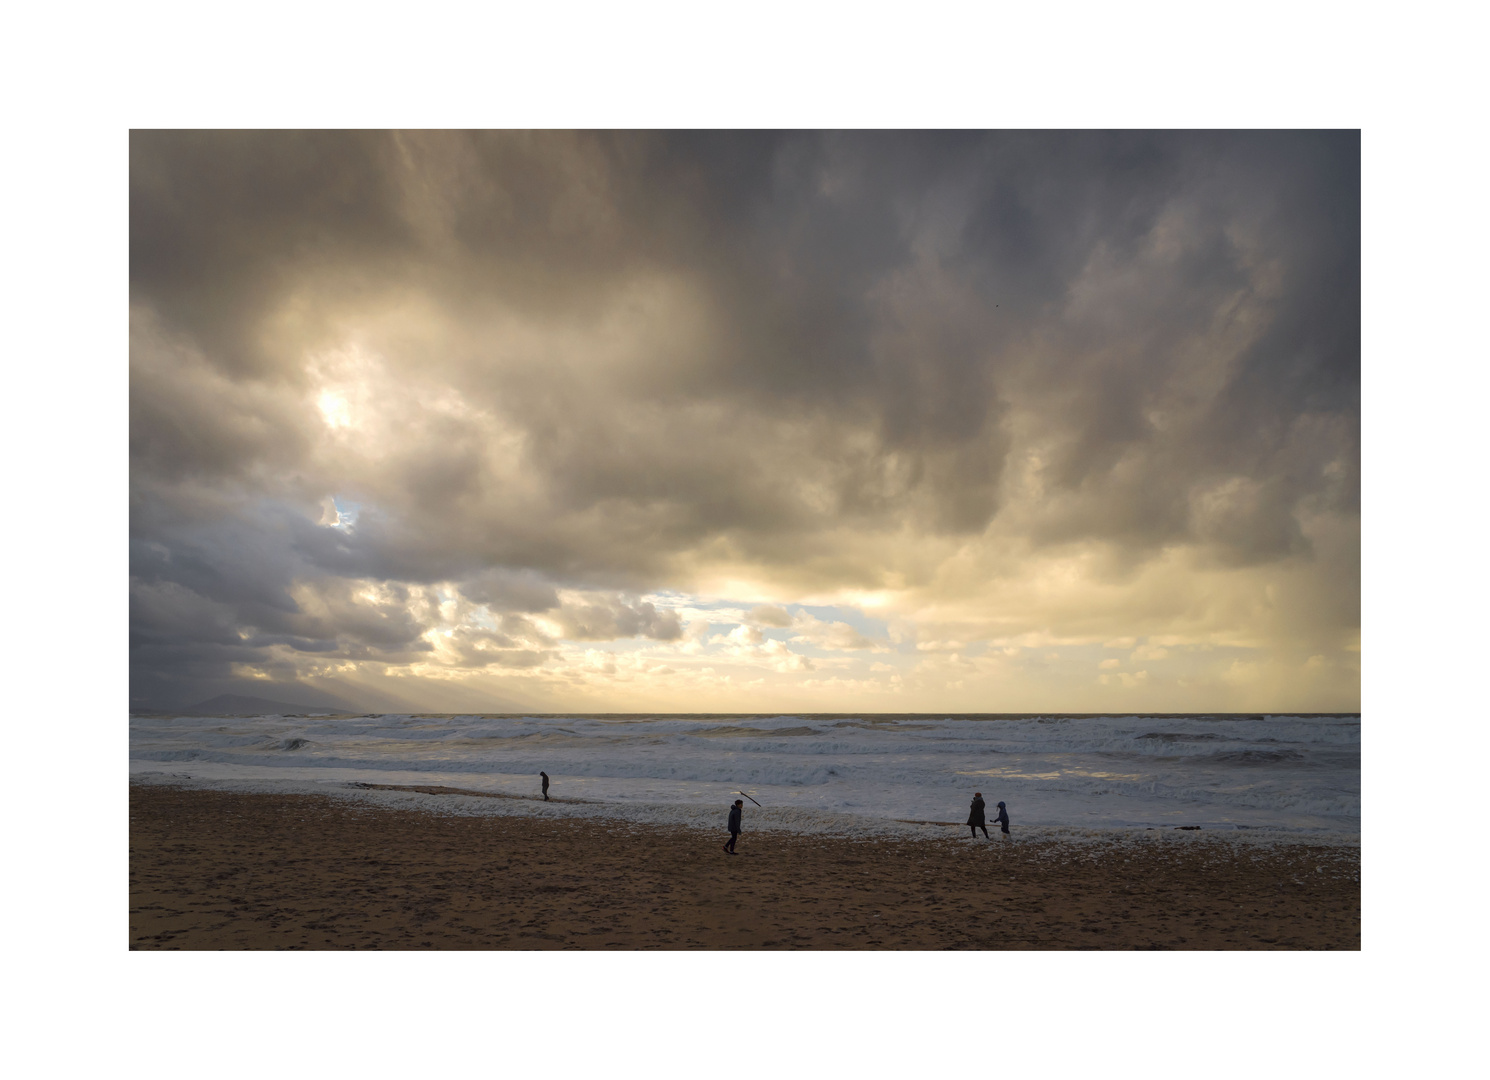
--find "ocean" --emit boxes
[129,711,1360,837]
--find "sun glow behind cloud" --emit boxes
[129,131,1359,713]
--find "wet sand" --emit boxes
[129,784,1360,950]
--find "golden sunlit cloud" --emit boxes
[130,131,1359,713]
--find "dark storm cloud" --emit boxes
[550,598,683,642]
[130,131,416,378]
[129,130,1359,707]
[460,569,560,613]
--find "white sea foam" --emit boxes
[130,712,1360,838]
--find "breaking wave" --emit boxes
[129,711,1359,833]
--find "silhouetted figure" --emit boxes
[968,792,989,838]
[540,771,550,801]
[724,799,744,854]
[994,800,1010,840]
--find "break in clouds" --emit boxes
[129,131,1359,713]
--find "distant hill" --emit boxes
[174,693,361,716]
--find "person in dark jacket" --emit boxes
[994,800,1010,840]
[968,792,989,838]
[540,771,550,801]
[724,799,744,854]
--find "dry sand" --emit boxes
[130,784,1359,950]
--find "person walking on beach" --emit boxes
[994,800,1011,841]
[724,799,744,854]
[540,771,550,801]
[968,792,989,838]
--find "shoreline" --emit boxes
[128,771,1361,847]
[130,781,1360,950]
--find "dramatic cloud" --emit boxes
[130,131,1359,712]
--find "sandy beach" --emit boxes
[129,783,1359,950]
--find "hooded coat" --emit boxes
[994,803,1010,832]
[727,804,742,833]
[967,796,986,827]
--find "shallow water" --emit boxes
[129,711,1360,835]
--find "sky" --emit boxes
[129,130,1360,714]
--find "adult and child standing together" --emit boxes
[967,792,1010,840]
